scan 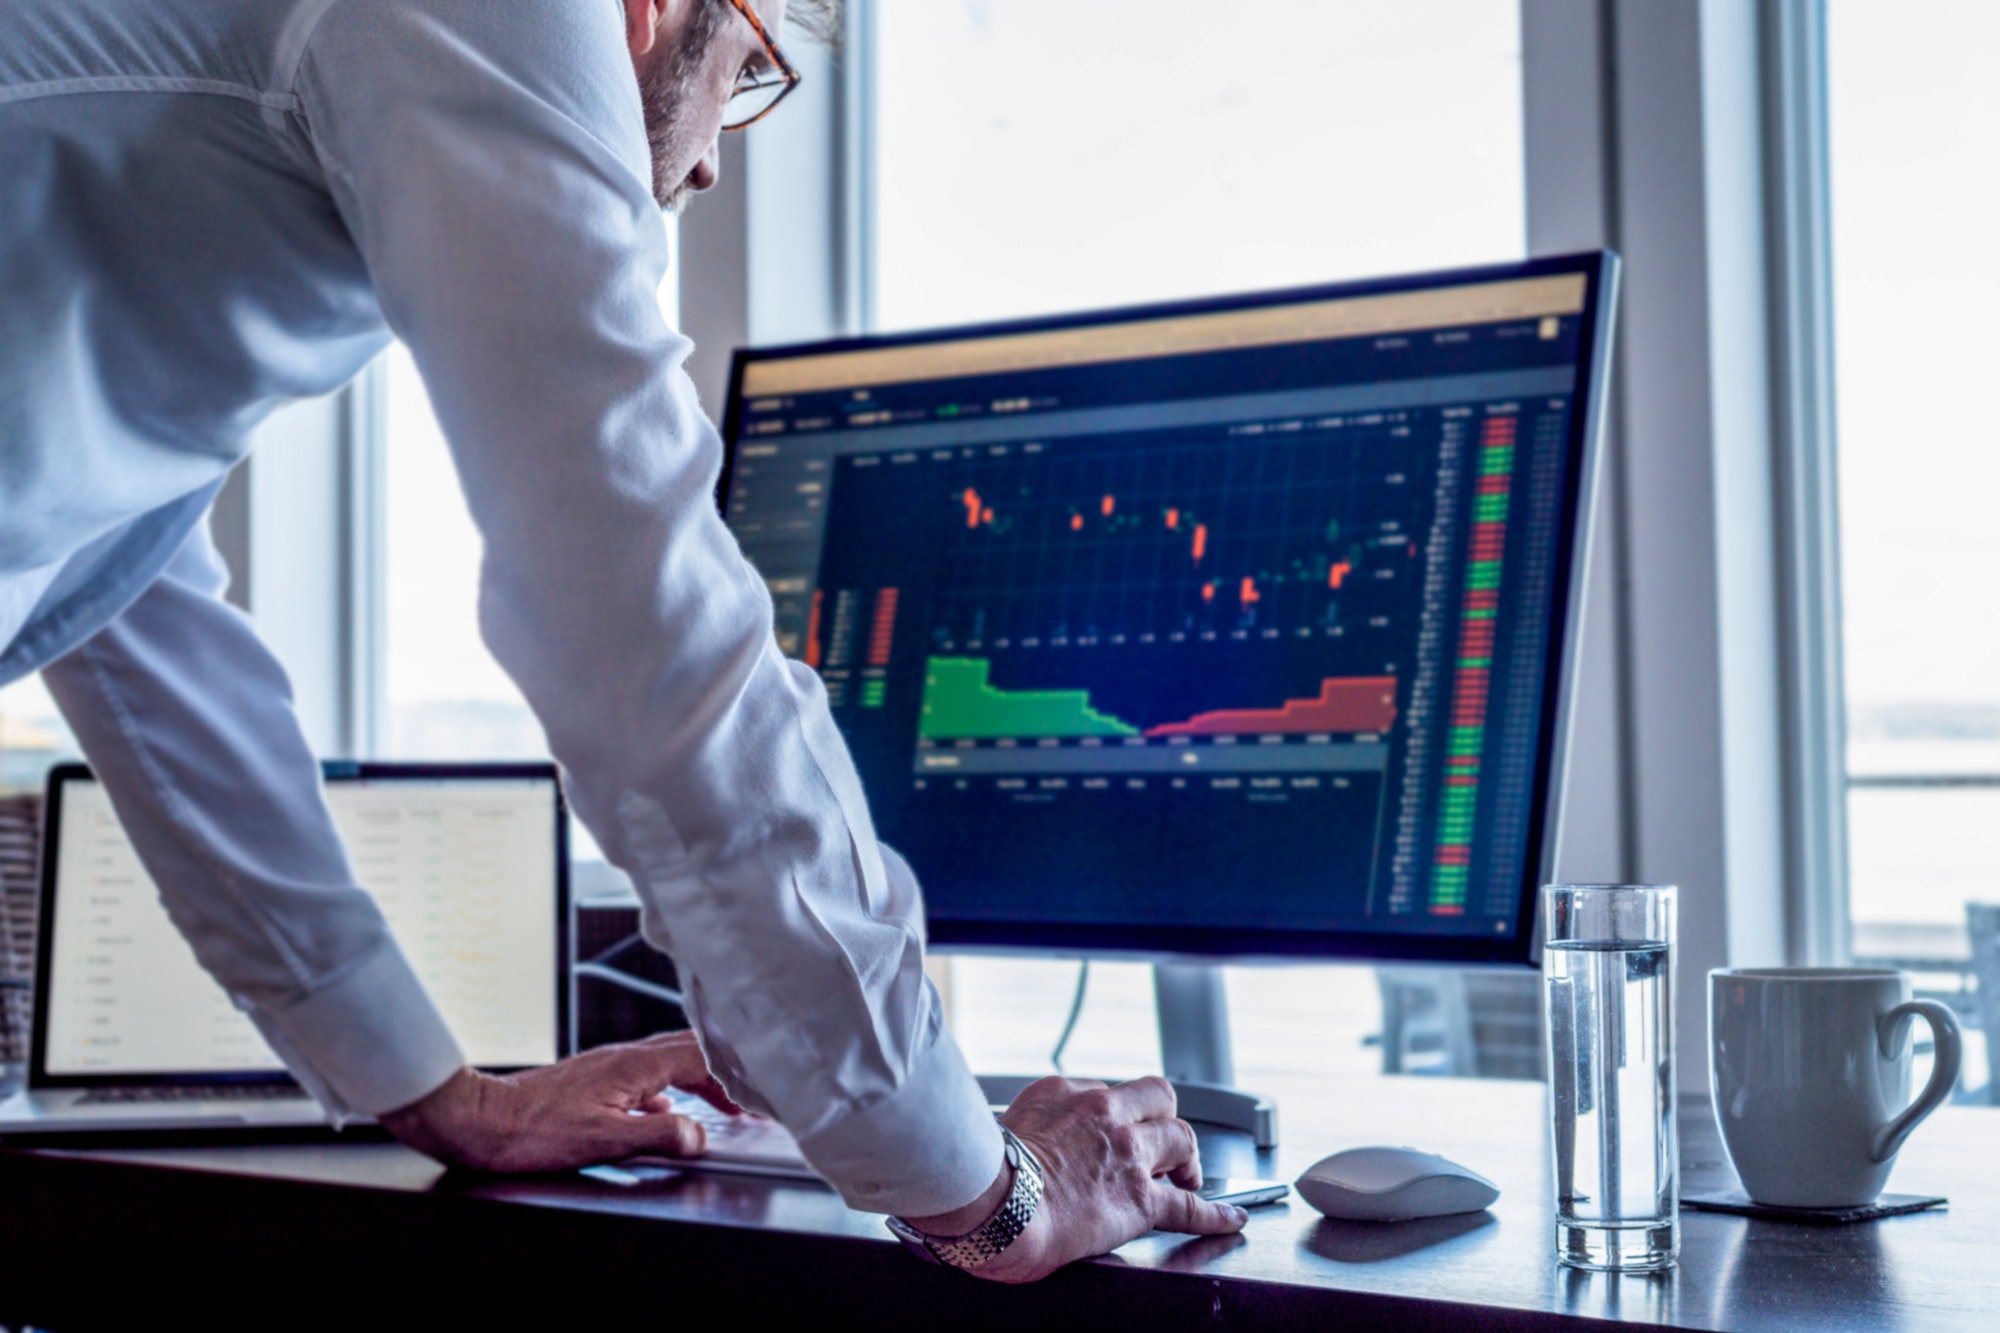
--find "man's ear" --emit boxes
[623,0,667,59]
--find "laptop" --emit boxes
[0,761,569,1137]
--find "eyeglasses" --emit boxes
[721,0,801,131]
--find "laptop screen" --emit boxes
[35,767,565,1081]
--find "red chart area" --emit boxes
[1144,677,1399,738]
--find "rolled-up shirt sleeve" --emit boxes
[295,0,999,1215]
[41,522,466,1119]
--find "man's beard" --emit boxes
[640,6,729,213]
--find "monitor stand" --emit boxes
[974,963,1277,1149]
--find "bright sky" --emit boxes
[874,0,1525,329]
[382,342,512,707]
[1828,0,2000,710]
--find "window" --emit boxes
[873,0,1524,332]
[0,674,75,795]
[379,343,547,763]
[1828,1,2000,1096]
[872,0,1527,1081]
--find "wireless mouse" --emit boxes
[1295,1146,1500,1222]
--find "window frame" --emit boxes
[1761,0,1852,967]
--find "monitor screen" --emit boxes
[37,768,564,1079]
[722,256,1614,964]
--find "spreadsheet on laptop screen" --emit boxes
[40,777,560,1077]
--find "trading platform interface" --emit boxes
[41,777,561,1076]
[725,269,1601,956]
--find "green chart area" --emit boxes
[920,657,1140,740]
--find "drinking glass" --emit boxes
[1543,883,1678,1271]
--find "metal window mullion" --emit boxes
[1520,0,1635,886]
[1762,0,1851,966]
[840,0,877,335]
[341,362,389,759]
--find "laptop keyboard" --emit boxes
[77,1084,315,1105]
[670,1098,815,1172]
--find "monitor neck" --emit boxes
[1153,962,1233,1086]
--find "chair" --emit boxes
[0,793,41,1076]
[1376,969,1474,1075]
[1376,968,1545,1080]
[1967,904,2000,1106]
[1461,970,1547,1080]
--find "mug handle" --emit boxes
[1870,999,1963,1164]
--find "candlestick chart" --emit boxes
[862,423,1430,762]
[927,425,1421,652]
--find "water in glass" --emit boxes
[1546,938,1677,1271]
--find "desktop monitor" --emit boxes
[720,253,1617,968]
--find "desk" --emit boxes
[3,1074,1995,1330]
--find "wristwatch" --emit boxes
[885,1128,1045,1272]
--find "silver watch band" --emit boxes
[886,1128,1045,1272]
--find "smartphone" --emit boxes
[1198,1178,1290,1207]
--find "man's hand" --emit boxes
[902,1076,1248,1283]
[380,1030,740,1173]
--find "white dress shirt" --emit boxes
[0,0,1000,1216]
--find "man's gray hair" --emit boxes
[702,0,841,47]
[780,0,843,46]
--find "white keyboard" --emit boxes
[646,1098,822,1182]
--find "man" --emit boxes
[0,0,1246,1282]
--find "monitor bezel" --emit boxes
[721,251,1620,969]
[28,760,572,1091]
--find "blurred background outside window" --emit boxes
[1829,0,2000,1100]
[380,341,550,764]
[0,675,75,797]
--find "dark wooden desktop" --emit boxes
[2,1073,1994,1330]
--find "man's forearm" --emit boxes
[40,522,464,1117]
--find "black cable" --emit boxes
[1050,960,1090,1074]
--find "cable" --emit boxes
[573,961,686,1008]
[1050,960,1090,1074]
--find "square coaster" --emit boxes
[1681,1190,1947,1224]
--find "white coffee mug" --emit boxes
[1709,967,1961,1208]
